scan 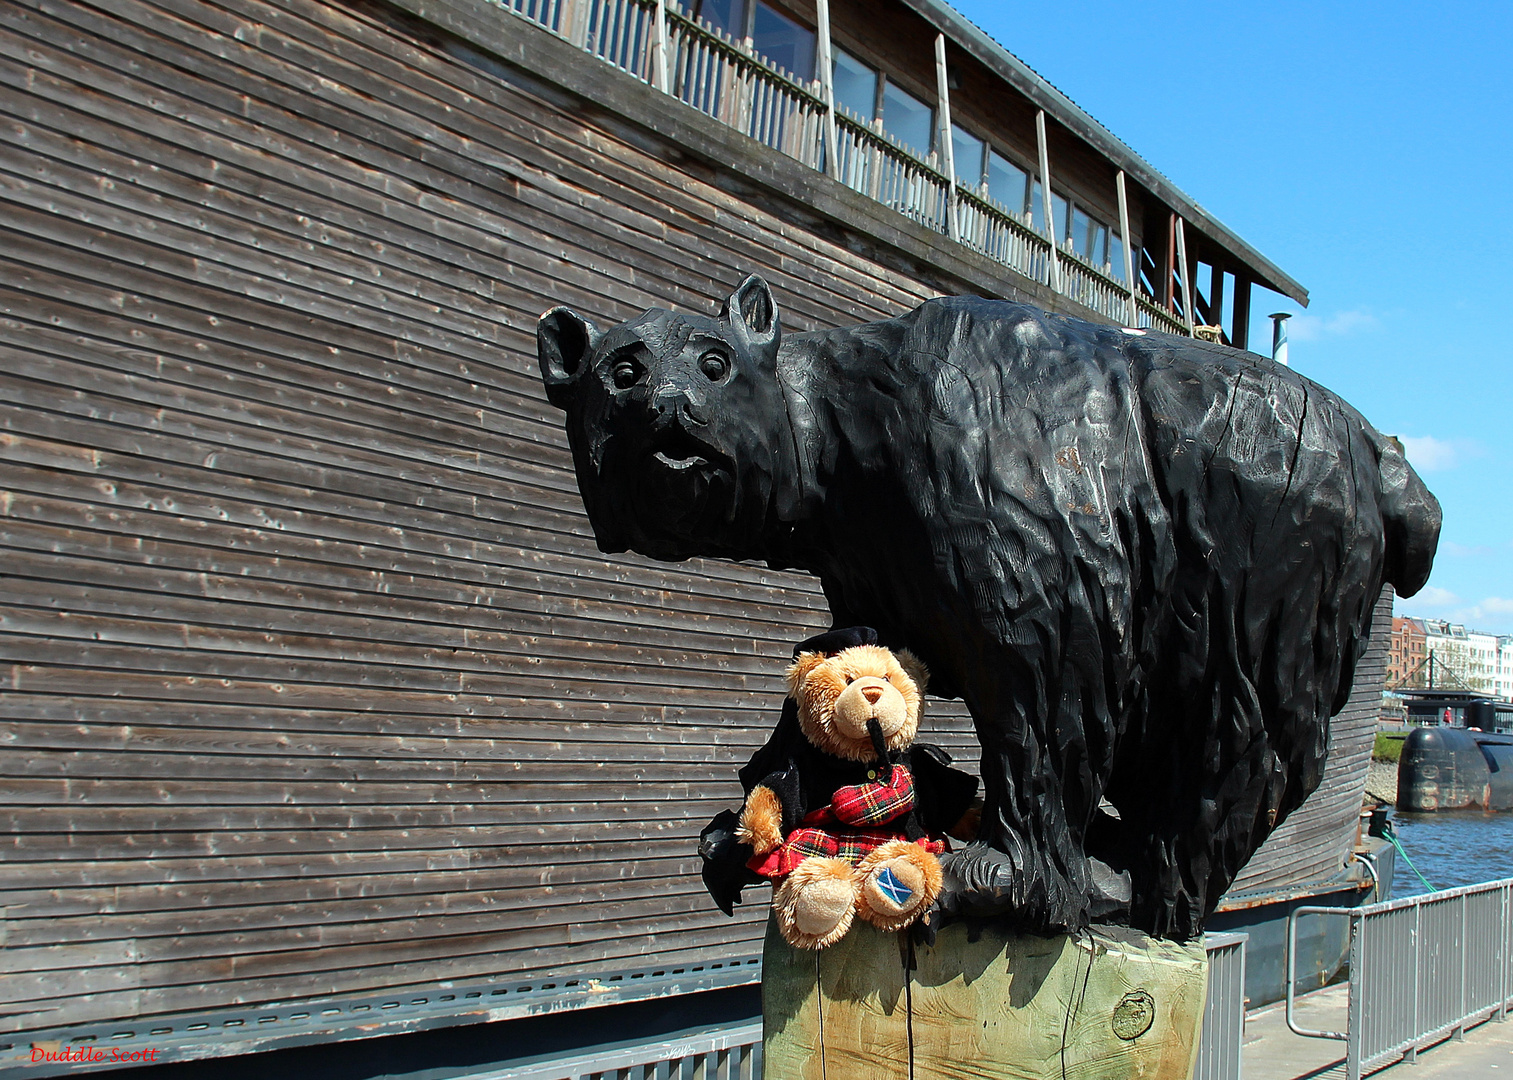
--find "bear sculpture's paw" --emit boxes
[855,840,942,932]
[775,858,858,950]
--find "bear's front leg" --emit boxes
[774,858,859,950]
[854,840,942,932]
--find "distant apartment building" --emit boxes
[1389,616,1426,687]
[1399,617,1512,699]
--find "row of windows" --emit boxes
[681,0,1127,281]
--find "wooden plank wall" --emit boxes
[0,0,1372,1038]
[1226,588,1393,897]
[0,0,985,1032]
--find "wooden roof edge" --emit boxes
[899,0,1311,307]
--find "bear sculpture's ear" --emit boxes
[721,274,781,358]
[537,306,601,409]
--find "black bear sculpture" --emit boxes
[537,276,1440,939]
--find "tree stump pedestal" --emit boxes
[762,916,1207,1079]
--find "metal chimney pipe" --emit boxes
[1269,312,1292,367]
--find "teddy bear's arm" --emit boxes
[736,784,785,855]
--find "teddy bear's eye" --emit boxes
[844,675,853,684]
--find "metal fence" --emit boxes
[1288,877,1513,1079]
[495,0,1190,333]
[500,1022,763,1080]
[1194,932,1248,1080]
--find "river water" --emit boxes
[1389,810,1513,898]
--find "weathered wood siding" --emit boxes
[0,0,1365,1040]
[1225,588,1393,898]
[0,0,994,1034]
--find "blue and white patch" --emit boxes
[875,866,913,907]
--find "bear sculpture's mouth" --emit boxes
[650,428,717,472]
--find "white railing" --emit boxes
[1288,877,1513,1080]
[1059,245,1134,326]
[954,185,1052,289]
[834,111,949,232]
[666,8,827,169]
[497,0,1194,334]
[1137,294,1190,336]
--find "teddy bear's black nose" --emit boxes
[862,686,883,705]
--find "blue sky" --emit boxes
[948,1,1513,633]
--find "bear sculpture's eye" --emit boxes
[699,351,729,382]
[611,355,643,390]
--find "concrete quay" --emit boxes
[1243,983,1513,1078]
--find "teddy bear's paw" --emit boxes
[774,858,858,950]
[854,840,943,932]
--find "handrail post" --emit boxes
[1116,170,1137,326]
[1409,902,1420,1062]
[1174,215,1196,336]
[815,0,838,179]
[652,0,669,92]
[934,34,959,242]
[1286,906,1351,1040]
[1035,110,1062,294]
[1347,910,1364,1080]
[1494,877,1506,1016]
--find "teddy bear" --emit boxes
[700,627,980,950]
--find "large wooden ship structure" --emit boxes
[0,0,1385,1069]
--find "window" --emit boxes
[1030,180,1068,243]
[986,149,1028,216]
[689,0,744,35]
[831,48,877,121]
[687,1,815,81]
[832,49,934,158]
[950,124,984,188]
[751,2,814,80]
[880,80,933,157]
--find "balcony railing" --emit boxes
[498,0,1193,334]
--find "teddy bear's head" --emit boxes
[786,644,928,762]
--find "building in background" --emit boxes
[1396,618,1513,700]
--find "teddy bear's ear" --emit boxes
[785,651,829,697]
[895,648,929,695]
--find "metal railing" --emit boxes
[1287,877,1513,1079]
[501,1022,763,1080]
[1195,932,1248,1080]
[496,0,1193,334]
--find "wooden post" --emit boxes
[1209,262,1225,333]
[934,34,959,242]
[652,0,669,93]
[1175,216,1195,336]
[1233,273,1252,351]
[1116,170,1137,326]
[765,918,1209,1079]
[816,0,839,180]
[1036,110,1062,294]
[1163,213,1176,313]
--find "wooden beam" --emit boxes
[815,0,839,180]
[652,0,669,93]
[1174,216,1195,335]
[1163,213,1175,312]
[1035,110,1062,293]
[1233,274,1252,352]
[1116,170,1136,326]
[935,34,959,242]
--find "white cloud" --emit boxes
[1288,309,1380,343]
[1412,585,1461,608]
[1400,435,1459,473]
